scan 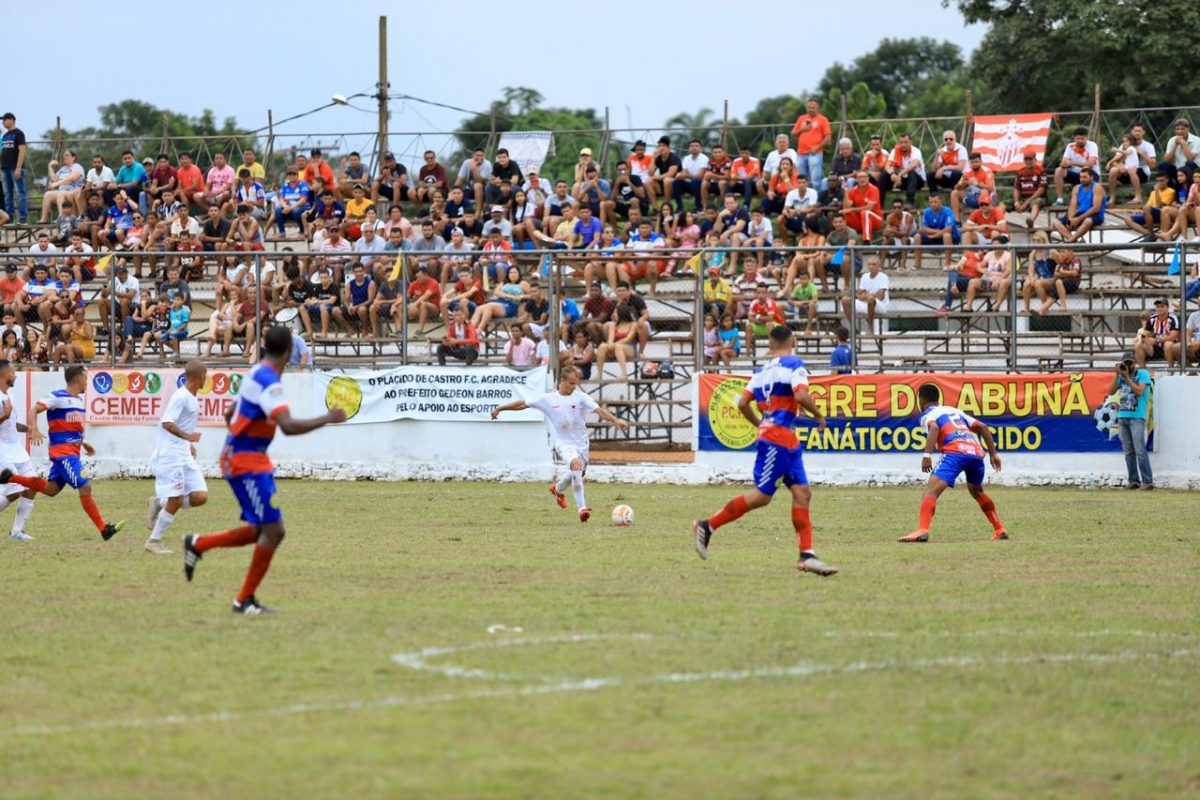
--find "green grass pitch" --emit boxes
[1,480,1197,799]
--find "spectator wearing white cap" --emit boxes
[482,205,513,240]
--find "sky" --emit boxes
[7,0,985,151]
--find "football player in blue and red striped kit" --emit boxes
[693,325,838,576]
[0,365,124,540]
[183,326,345,614]
[899,382,1008,543]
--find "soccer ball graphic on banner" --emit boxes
[611,504,634,527]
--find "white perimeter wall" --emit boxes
[10,373,1200,487]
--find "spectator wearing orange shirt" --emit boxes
[626,140,655,209]
[962,195,1009,246]
[763,157,800,216]
[729,145,761,207]
[436,306,479,365]
[304,149,336,193]
[950,152,997,220]
[842,170,883,239]
[929,130,970,194]
[888,133,926,206]
[791,98,832,190]
[941,250,985,313]
[174,152,205,207]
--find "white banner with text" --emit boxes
[313,365,548,424]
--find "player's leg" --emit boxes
[10,486,36,539]
[966,475,1008,540]
[693,441,777,559]
[900,461,954,542]
[0,465,61,498]
[0,473,26,539]
[234,517,285,614]
[567,455,589,522]
[785,455,837,576]
[74,470,123,540]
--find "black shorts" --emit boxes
[1149,343,1166,361]
[1062,169,1098,186]
[1117,167,1151,184]
[1050,277,1080,297]
[378,183,413,202]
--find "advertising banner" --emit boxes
[697,373,1148,453]
[315,365,548,424]
[85,369,247,426]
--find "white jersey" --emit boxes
[152,387,200,468]
[0,389,28,463]
[528,388,598,456]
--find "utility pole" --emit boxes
[377,16,390,173]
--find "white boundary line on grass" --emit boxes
[823,630,1194,640]
[5,639,1198,738]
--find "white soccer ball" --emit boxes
[611,504,634,527]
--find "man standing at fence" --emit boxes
[1,113,27,224]
[1109,353,1154,490]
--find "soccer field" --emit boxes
[1,480,1197,799]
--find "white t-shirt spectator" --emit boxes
[170,217,202,237]
[535,338,568,366]
[784,187,819,213]
[1062,140,1100,172]
[457,159,493,182]
[28,243,58,267]
[1134,140,1156,170]
[113,273,140,295]
[858,270,891,305]
[933,142,969,172]
[746,218,773,244]
[680,152,709,178]
[86,165,115,189]
[1186,310,1200,342]
[763,147,800,176]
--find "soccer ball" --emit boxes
[611,504,634,527]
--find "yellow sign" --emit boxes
[707,376,756,450]
[324,376,363,420]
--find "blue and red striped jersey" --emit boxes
[744,355,810,450]
[221,363,288,477]
[41,389,85,459]
[919,404,985,457]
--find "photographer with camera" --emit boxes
[1108,353,1154,490]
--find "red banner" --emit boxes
[971,114,1052,172]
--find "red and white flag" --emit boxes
[971,114,1052,172]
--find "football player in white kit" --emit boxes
[491,365,628,522]
[145,360,210,554]
[0,360,38,540]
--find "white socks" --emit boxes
[0,494,12,514]
[182,496,193,509]
[150,510,175,542]
[11,497,32,533]
[570,470,586,510]
[555,473,572,493]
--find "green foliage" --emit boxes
[819,38,966,117]
[663,108,722,149]
[953,0,1200,120]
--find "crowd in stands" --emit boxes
[2,103,1200,375]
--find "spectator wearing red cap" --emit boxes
[962,194,1009,246]
[950,152,997,220]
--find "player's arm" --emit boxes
[972,420,1002,471]
[921,419,938,473]
[490,400,528,419]
[162,420,201,443]
[0,395,11,425]
[736,391,760,427]
[794,387,827,431]
[594,405,629,431]
[26,401,48,444]
[273,406,345,436]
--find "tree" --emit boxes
[818,38,968,117]
[952,0,1200,119]
[663,108,722,148]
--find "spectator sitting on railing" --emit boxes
[596,305,638,382]
[950,152,997,220]
[914,193,959,271]
[1052,167,1107,243]
[173,152,203,208]
[611,281,651,352]
[674,139,708,213]
[417,151,449,206]
[1012,150,1048,230]
[786,270,819,336]
[439,268,485,326]
[1053,127,1100,207]
[203,153,236,212]
[487,149,523,207]
[929,130,969,195]
[577,282,615,345]
[472,264,527,332]
[517,280,549,340]
[703,267,731,320]
[54,307,95,364]
[1160,120,1200,189]
[306,268,341,338]
[335,261,376,337]
[336,152,368,201]
[1108,124,1156,205]
[1185,306,1200,367]
[829,138,860,188]
[888,133,926,206]
[649,136,681,212]
[454,148,491,211]
[40,150,84,223]
[729,146,761,209]
[1126,173,1177,240]
[842,255,890,332]
[504,324,536,368]
[370,270,404,338]
[965,245,1013,313]
[84,154,114,206]
[436,306,479,366]
[1134,299,1181,369]
[962,194,1008,246]
[940,249,983,314]
[569,329,595,378]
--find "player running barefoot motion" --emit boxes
[0,365,123,541]
[0,360,39,540]
[693,325,838,576]
[491,365,629,523]
[183,326,345,614]
[899,382,1008,543]
[144,360,209,555]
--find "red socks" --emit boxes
[918,496,937,532]
[791,507,813,552]
[708,495,749,530]
[79,494,106,532]
[9,474,49,494]
[976,493,1004,532]
[195,525,257,553]
[238,544,276,603]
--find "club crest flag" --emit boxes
[971,114,1052,172]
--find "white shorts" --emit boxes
[1,457,35,496]
[855,299,890,316]
[155,462,207,500]
[554,445,590,470]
